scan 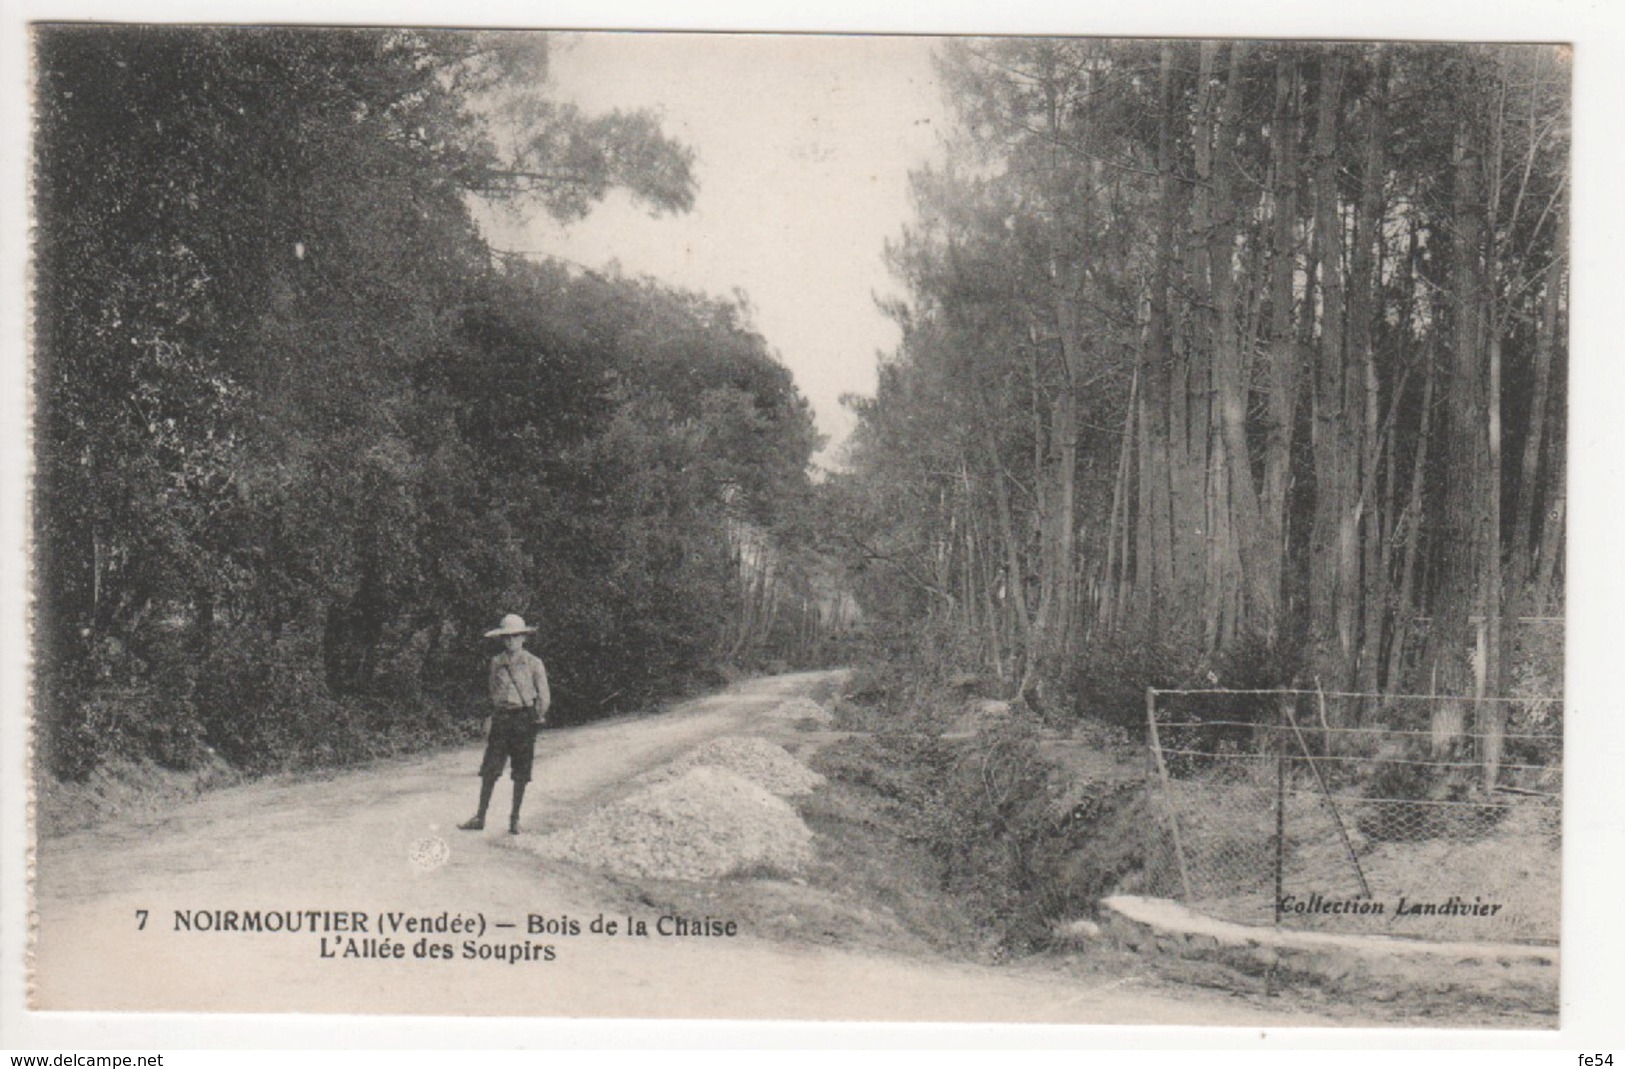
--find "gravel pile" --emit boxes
[765,696,834,726]
[645,735,825,797]
[524,766,814,881]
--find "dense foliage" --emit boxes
[34,26,820,780]
[834,41,1567,774]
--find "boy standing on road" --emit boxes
[459,613,551,835]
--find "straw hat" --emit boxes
[484,613,537,638]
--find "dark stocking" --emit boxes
[509,782,527,833]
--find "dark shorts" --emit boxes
[478,709,539,783]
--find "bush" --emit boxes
[186,626,470,774]
[826,679,1152,956]
[1067,627,1302,747]
[1064,629,1201,734]
[43,684,194,781]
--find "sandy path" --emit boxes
[30,671,1327,1025]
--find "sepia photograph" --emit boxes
[4,1,1618,1049]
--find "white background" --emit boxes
[1,0,1621,1052]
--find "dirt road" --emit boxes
[31,671,1329,1025]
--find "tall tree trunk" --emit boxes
[1137,42,1181,632]
[1308,49,1350,700]
[1510,214,1563,596]
[1482,326,1505,786]
[1102,366,1138,631]
[1350,51,1390,706]
[1172,42,1220,648]
[1048,274,1084,667]
[1532,449,1565,614]
[1387,338,1436,690]
[1426,108,1487,750]
[1478,62,1512,786]
[985,425,1031,683]
[1206,42,1268,648]
[1260,51,1302,644]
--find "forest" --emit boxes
[33,32,1569,799]
[831,40,1567,775]
[33,26,827,781]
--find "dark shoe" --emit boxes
[458,816,485,831]
[508,819,520,835]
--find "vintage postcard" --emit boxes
[4,0,1622,1049]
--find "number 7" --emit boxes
[135,909,148,930]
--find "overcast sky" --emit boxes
[474,32,951,468]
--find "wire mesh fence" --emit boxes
[1142,687,1561,945]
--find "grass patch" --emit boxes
[33,753,246,838]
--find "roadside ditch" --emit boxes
[529,676,1559,1027]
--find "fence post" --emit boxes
[1275,696,1286,927]
[1145,686,1194,902]
[1282,696,1372,899]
